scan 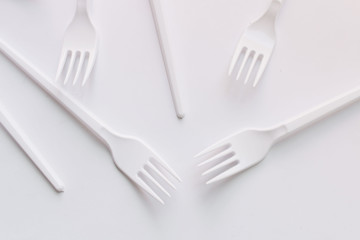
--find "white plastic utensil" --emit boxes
[55,0,97,86]
[197,84,360,184]
[0,102,64,192]
[228,0,284,86]
[149,0,184,119]
[0,39,181,204]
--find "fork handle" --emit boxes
[0,39,117,149]
[280,86,360,138]
[0,102,64,192]
[77,0,87,12]
[77,0,95,17]
[253,0,284,29]
[268,0,285,16]
[149,0,185,119]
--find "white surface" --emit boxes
[0,0,360,239]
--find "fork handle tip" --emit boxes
[177,113,185,119]
[55,184,65,192]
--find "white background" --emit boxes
[0,0,360,239]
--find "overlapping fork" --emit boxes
[55,0,97,86]
[0,39,181,205]
[228,0,284,86]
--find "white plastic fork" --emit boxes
[149,0,184,119]
[55,0,97,86]
[0,102,64,192]
[196,84,360,184]
[228,0,284,86]
[0,39,181,204]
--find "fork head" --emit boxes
[55,7,97,86]
[228,29,275,87]
[228,1,282,87]
[109,135,181,204]
[195,129,276,184]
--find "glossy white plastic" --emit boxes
[149,0,184,119]
[197,84,360,184]
[228,0,284,86]
[0,102,64,192]
[55,0,98,86]
[0,39,181,204]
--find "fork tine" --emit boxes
[253,55,269,87]
[147,160,176,190]
[64,51,76,84]
[202,156,238,176]
[206,164,239,185]
[151,157,182,182]
[244,53,259,85]
[228,45,245,76]
[194,141,231,159]
[141,169,171,197]
[136,175,165,204]
[82,53,95,86]
[236,49,251,80]
[73,52,85,85]
[198,148,234,166]
[55,50,68,81]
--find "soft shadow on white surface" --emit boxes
[0,0,360,239]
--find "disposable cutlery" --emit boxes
[0,39,180,204]
[55,0,98,86]
[197,84,360,184]
[0,102,64,192]
[228,0,284,86]
[149,0,184,119]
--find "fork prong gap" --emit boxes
[202,157,238,176]
[147,160,176,190]
[73,52,85,85]
[149,157,181,182]
[244,53,259,85]
[253,54,267,87]
[136,174,164,204]
[205,161,240,185]
[198,149,234,167]
[82,51,93,86]
[236,49,251,80]
[194,142,232,159]
[141,168,171,197]
[63,51,77,85]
